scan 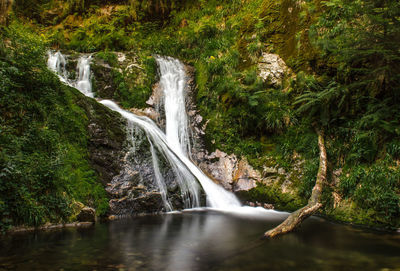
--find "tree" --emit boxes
[313,0,400,111]
[264,0,400,237]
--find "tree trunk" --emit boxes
[263,128,327,238]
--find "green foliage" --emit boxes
[114,55,157,109]
[10,0,400,229]
[0,21,108,231]
[237,183,304,211]
[95,50,118,66]
[339,160,400,228]
[298,158,319,199]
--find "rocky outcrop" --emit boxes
[105,164,166,215]
[102,116,183,215]
[258,53,292,87]
[76,95,127,185]
[184,65,261,194]
[73,53,182,216]
[91,52,142,99]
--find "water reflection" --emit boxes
[0,212,399,271]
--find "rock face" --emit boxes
[104,128,181,215]
[76,96,127,185]
[258,53,292,87]
[91,52,143,99]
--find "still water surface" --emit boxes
[1,210,399,271]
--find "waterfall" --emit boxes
[156,56,191,157]
[75,55,94,98]
[47,51,242,211]
[47,51,68,83]
[47,51,94,98]
[99,100,241,209]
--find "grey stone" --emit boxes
[258,53,291,87]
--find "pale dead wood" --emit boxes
[264,128,327,238]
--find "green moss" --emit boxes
[325,199,400,230]
[237,182,305,211]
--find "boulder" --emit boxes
[258,53,292,87]
[109,191,164,215]
[77,207,96,223]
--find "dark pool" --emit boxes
[1,210,399,271]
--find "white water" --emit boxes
[149,139,173,212]
[47,51,68,83]
[99,99,241,209]
[47,51,94,98]
[156,56,191,157]
[75,55,94,98]
[47,51,243,211]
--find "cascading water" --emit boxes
[47,51,94,98]
[156,56,192,157]
[47,51,68,83]
[99,99,241,209]
[47,51,242,211]
[75,55,94,98]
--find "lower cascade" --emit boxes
[47,51,242,211]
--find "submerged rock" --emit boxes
[109,191,164,215]
[77,207,96,222]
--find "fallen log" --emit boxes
[264,128,327,238]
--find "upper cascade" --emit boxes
[47,51,68,83]
[156,56,192,158]
[75,55,94,98]
[47,51,94,98]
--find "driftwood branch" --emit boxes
[263,128,327,238]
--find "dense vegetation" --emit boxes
[0,21,108,231]
[1,0,399,230]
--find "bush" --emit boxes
[339,162,400,227]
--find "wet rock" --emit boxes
[263,203,275,209]
[235,178,257,192]
[109,191,164,215]
[77,97,127,185]
[258,53,292,87]
[232,158,259,192]
[129,107,160,121]
[77,207,96,222]
[198,150,237,190]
